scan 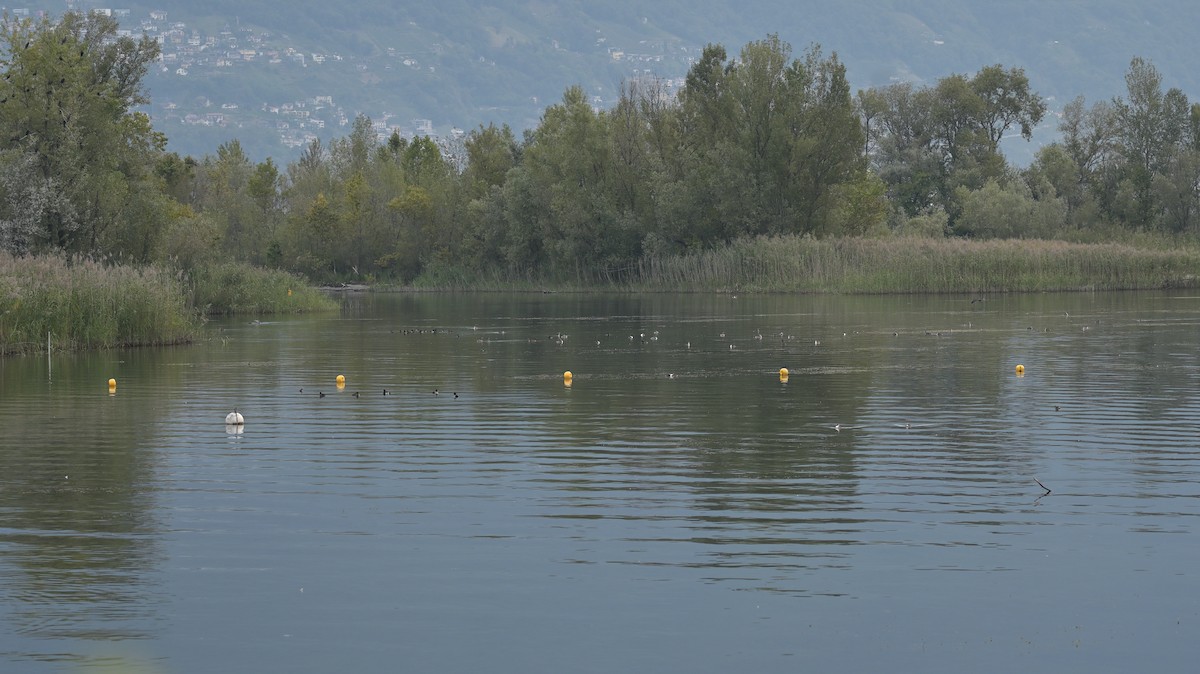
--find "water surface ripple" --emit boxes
[1,292,1198,673]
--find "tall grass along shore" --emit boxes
[0,253,194,355]
[406,235,1200,292]
[5,236,1196,354]
[0,256,337,355]
[629,236,1200,293]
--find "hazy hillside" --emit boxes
[26,1,1200,161]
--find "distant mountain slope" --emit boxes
[33,1,1200,160]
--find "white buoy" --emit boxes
[225,409,245,425]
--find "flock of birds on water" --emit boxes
[224,303,1090,447]
[296,387,459,399]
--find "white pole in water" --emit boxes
[47,331,51,381]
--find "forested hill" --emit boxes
[19,1,1200,160]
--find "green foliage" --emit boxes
[443,36,872,283]
[862,64,1044,222]
[631,234,1200,293]
[1040,57,1200,235]
[860,54,1200,240]
[143,40,1192,288]
[970,65,1046,148]
[185,261,337,315]
[0,252,195,353]
[0,11,164,258]
[2,14,1196,301]
[824,171,890,236]
[463,123,519,199]
[897,207,949,239]
[670,37,865,238]
[1153,149,1200,233]
[157,211,222,271]
[954,179,1067,239]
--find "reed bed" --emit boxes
[631,236,1200,293]
[0,253,195,354]
[187,262,338,315]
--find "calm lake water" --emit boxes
[1,291,1199,673]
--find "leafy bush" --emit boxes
[187,261,338,315]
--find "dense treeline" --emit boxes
[862,56,1200,240]
[1,12,1199,288]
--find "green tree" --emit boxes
[824,170,889,236]
[970,65,1047,151]
[382,186,434,280]
[861,82,945,217]
[509,85,632,276]
[463,123,518,200]
[329,114,375,178]
[295,192,343,279]
[341,170,373,276]
[608,79,655,223]
[1109,57,1192,228]
[672,37,865,240]
[0,11,163,256]
[677,43,732,146]
[1027,144,1097,227]
[248,159,283,221]
[1059,96,1115,179]
[194,140,256,259]
[1115,58,1189,178]
[861,64,1044,227]
[1153,149,1200,233]
[787,47,865,233]
[402,136,450,188]
[156,152,198,205]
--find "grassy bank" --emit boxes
[630,236,1200,293]
[0,253,195,355]
[9,235,1184,355]
[187,262,338,315]
[0,256,338,355]
[407,235,1200,292]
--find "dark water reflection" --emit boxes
[1,291,1198,672]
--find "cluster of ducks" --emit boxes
[297,387,459,399]
[225,386,461,426]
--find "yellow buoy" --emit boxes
[107,378,117,389]
[336,374,346,384]
[779,367,789,378]
[1015,364,1025,375]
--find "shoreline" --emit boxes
[5,236,1198,354]
[384,236,1200,295]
